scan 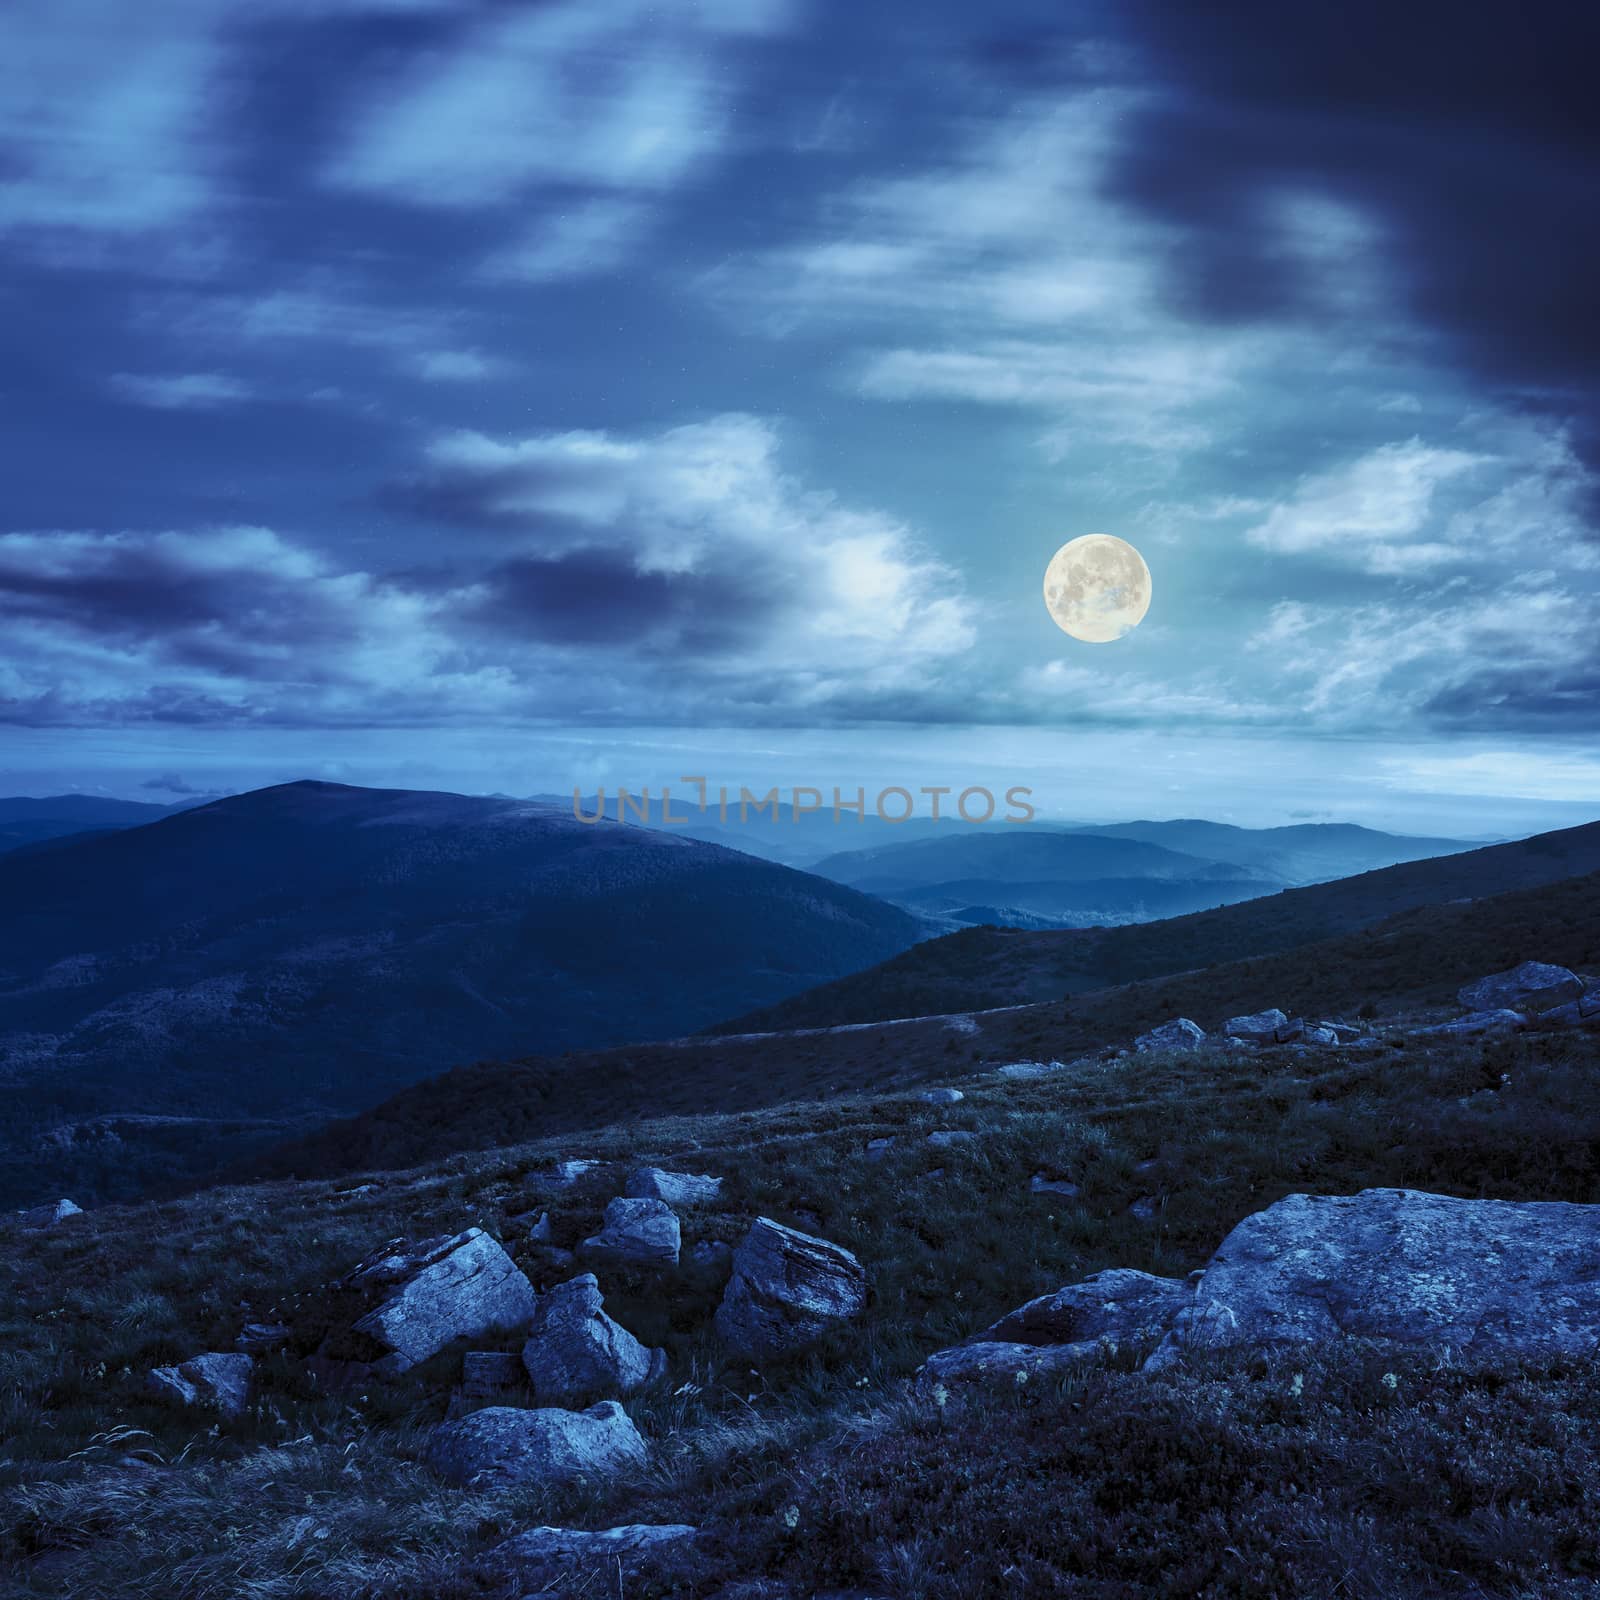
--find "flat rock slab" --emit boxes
[320,1227,536,1376]
[1416,1009,1525,1038]
[425,1400,646,1487]
[625,1167,723,1205]
[491,1523,696,1575]
[921,1340,1100,1387]
[1154,1187,1600,1364]
[715,1218,867,1361]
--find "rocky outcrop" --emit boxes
[1224,1009,1303,1044]
[316,1228,537,1378]
[624,1167,723,1205]
[982,1268,1191,1348]
[148,1352,253,1417]
[16,1198,83,1230]
[1149,1188,1600,1367]
[1458,961,1581,1014]
[424,1400,646,1487]
[489,1524,697,1579]
[715,1218,867,1360]
[580,1197,681,1268]
[1134,1018,1205,1052]
[520,1274,666,1405]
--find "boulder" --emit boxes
[425,1400,646,1487]
[1225,1009,1304,1044]
[981,1267,1191,1348]
[1149,1188,1600,1367]
[1416,1009,1525,1039]
[995,1060,1070,1081]
[921,1340,1097,1387]
[546,1159,604,1188]
[490,1524,696,1578]
[520,1274,665,1405]
[625,1167,723,1205]
[317,1228,537,1377]
[16,1198,83,1230]
[865,1137,895,1160]
[920,1088,965,1104]
[1457,961,1581,1015]
[1134,1018,1206,1052]
[147,1352,253,1417]
[580,1197,681,1268]
[1304,1025,1339,1046]
[1029,1174,1080,1199]
[715,1218,868,1360]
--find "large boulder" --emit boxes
[1149,1188,1600,1367]
[624,1167,723,1205]
[1224,1009,1303,1044]
[520,1274,666,1405]
[1457,961,1582,1014]
[1134,1018,1206,1053]
[317,1228,537,1378]
[580,1197,681,1268]
[715,1218,867,1360]
[425,1400,646,1487]
[16,1198,83,1231]
[982,1267,1191,1348]
[147,1352,253,1417]
[489,1524,696,1580]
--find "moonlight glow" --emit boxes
[1043,534,1153,644]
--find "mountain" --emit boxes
[720,818,1600,1033]
[0,780,920,1206]
[1073,818,1476,885]
[0,793,197,855]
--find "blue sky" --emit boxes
[2,0,1598,832]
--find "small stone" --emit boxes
[546,1159,604,1188]
[919,1088,965,1104]
[926,1130,975,1148]
[234,1321,289,1353]
[489,1524,696,1578]
[865,1137,895,1159]
[511,1210,553,1241]
[1030,1174,1079,1198]
[1129,1196,1160,1221]
[15,1198,84,1230]
[147,1352,253,1417]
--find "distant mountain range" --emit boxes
[722,819,1600,1033]
[0,793,199,855]
[0,780,919,1206]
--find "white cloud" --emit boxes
[479,199,651,284]
[108,372,254,410]
[1245,440,1483,570]
[408,349,506,383]
[325,0,790,208]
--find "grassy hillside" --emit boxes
[723,819,1600,1032]
[5,1018,1600,1598]
[243,863,1600,1183]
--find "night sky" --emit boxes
[3,0,1598,831]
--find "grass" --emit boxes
[4,1020,1600,1597]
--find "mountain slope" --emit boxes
[244,859,1600,1182]
[0,793,194,855]
[0,780,920,1206]
[719,818,1600,1032]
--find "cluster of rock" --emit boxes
[1133,1009,1360,1054]
[924,1186,1600,1385]
[1419,961,1599,1037]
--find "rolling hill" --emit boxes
[724,818,1600,1033]
[0,780,920,1206]
[244,855,1600,1183]
[0,793,197,855]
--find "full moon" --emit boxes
[1042,534,1152,644]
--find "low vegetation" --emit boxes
[5,1019,1600,1597]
